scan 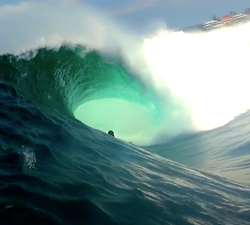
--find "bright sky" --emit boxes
[1,0,249,31]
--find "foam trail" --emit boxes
[143,24,250,130]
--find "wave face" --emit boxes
[1,1,250,225]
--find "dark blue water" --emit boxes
[1,45,250,225]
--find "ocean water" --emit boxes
[1,2,250,225]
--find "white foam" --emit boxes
[143,24,250,131]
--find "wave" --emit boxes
[1,1,250,146]
[0,45,167,145]
[1,2,250,224]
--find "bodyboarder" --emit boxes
[108,130,115,137]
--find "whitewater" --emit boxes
[0,1,250,224]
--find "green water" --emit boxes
[0,45,164,144]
